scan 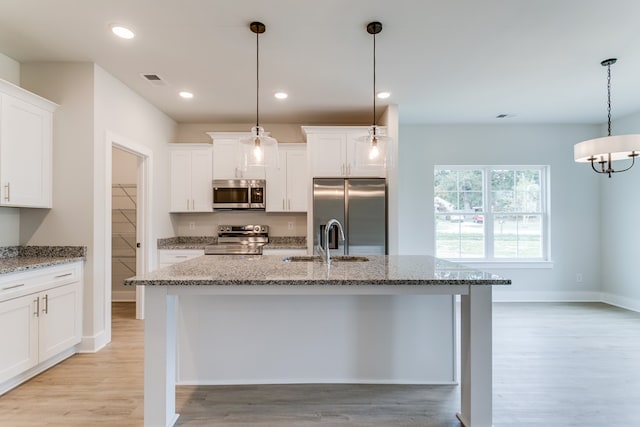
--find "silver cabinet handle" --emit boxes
[55,273,72,279]
[175,255,188,258]
[34,298,39,318]
[192,199,195,210]
[282,199,285,210]
[347,164,351,175]
[186,199,189,210]
[3,182,9,202]
[2,283,25,291]
[288,199,291,210]
[42,294,49,314]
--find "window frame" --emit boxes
[434,165,551,266]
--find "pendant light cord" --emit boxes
[372,30,377,127]
[606,62,612,137]
[256,29,260,129]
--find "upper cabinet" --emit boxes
[169,144,212,213]
[302,126,387,178]
[265,144,308,212]
[0,79,57,208]
[207,132,265,180]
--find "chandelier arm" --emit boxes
[611,155,637,174]
[590,159,607,175]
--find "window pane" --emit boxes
[436,214,484,258]
[514,170,541,212]
[434,169,483,212]
[493,214,542,258]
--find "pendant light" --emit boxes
[239,21,278,170]
[574,58,640,178]
[356,21,391,169]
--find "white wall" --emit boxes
[18,62,175,351]
[599,112,640,311]
[0,52,21,245]
[0,52,19,85]
[398,124,603,301]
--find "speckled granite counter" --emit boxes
[124,254,509,287]
[157,236,306,250]
[0,246,87,275]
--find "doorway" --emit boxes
[112,147,138,303]
[105,132,152,332]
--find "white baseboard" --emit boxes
[177,378,458,386]
[600,292,640,313]
[78,329,109,353]
[0,348,76,396]
[112,290,135,302]
[492,290,602,302]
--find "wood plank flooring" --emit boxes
[0,302,639,426]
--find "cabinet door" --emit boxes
[308,134,347,177]
[0,294,38,383]
[38,283,81,362]
[190,149,213,212]
[265,150,288,212]
[346,131,386,178]
[170,150,191,212]
[286,149,308,212]
[0,94,52,207]
[213,139,241,179]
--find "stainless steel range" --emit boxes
[204,224,268,255]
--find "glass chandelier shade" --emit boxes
[573,58,640,177]
[355,21,391,170]
[239,21,278,170]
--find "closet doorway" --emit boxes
[112,147,138,303]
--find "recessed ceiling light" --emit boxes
[274,92,288,100]
[377,91,391,99]
[111,25,135,39]
[179,91,194,99]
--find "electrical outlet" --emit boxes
[189,222,196,231]
[576,273,583,283]
[287,221,294,230]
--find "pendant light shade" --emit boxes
[574,58,640,178]
[239,21,278,170]
[355,21,391,169]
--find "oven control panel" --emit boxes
[218,224,269,236]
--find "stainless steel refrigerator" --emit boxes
[313,178,387,256]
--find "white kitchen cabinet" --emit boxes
[262,248,308,256]
[0,79,57,208]
[208,133,265,180]
[0,262,83,391]
[169,144,213,213]
[303,126,387,178]
[265,144,308,212]
[158,249,204,269]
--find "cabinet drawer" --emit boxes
[158,249,204,267]
[0,263,81,302]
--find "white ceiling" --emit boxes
[1,0,639,125]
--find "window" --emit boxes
[434,166,549,262]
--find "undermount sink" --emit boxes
[282,255,369,263]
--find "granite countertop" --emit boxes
[124,254,510,287]
[0,246,87,275]
[157,236,306,250]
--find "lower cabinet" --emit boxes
[262,248,308,257]
[158,249,204,269]
[0,262,82,393]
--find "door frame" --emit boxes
[105,131,152,326]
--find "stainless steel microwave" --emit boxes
[212,179,265,210]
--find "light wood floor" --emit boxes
[1,302,639,426]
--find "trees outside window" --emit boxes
[434,166,548,261]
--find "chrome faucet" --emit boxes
[323,218,345,264]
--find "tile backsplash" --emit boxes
[170,211,307,237]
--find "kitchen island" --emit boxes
[125,255,510,427]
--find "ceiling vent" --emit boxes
[140,73,167,86]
